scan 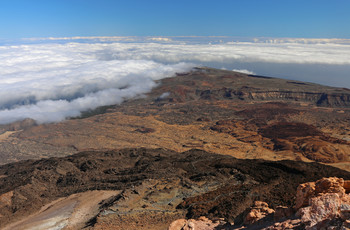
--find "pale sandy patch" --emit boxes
[3,190,120,230]
[0,131,17,141]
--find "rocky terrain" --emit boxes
[1,68,350,170]
[0,67,350,229]
[169,177,350,229]
[1,148,350,229]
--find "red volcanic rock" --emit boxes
[168,216,225,230]
[244,201,275,225]
[259,122,323,140]
[273,206,294,222]
[295,177,350,229]
[169,177,350,229]
[0,191,13,208]
[295,181,316,210]
[295,177,346,210]
[266,177,350,229]
[258,122,350,163]
[314,177,345,195]
[168,219,187,230]
[298,193,343,227]
[343,180,350,193]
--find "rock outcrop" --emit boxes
[197,89,350,107]
[168,177,350,230]
[244,201,275,225]
[168,216,226,230]
[295,177,347,210]
[249,177,350,229]
[296,177,350,229]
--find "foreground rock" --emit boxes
[296,177,350,229]
[244,201,275,225]
[295,177,346,210]
[168,216,227,230]
[169,177,350,229]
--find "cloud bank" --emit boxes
[0,37,349,124]
[0,43,193,124]
[91,42,350,65]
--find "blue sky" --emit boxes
[0,0,349,39]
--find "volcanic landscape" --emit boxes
[1,67,350,229]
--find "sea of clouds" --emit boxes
[0,36,350,124]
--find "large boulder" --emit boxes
[244,201,275,225]
[295,177,346,210]
[296,177,350,229]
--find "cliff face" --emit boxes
[244,91,350,107]
[195,88,350,107]
[155,68,350,107]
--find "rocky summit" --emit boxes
[0,67,350,229]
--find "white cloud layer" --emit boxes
[89,41,350,65]
[0,43,193,124]
[0,38,349,124]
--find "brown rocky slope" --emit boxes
[1,148,350,229]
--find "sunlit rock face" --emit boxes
[168,177,350,230]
